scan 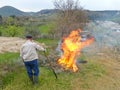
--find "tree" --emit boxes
[5,25,21,37]
[25,26,40,39]
[53,0,88,38]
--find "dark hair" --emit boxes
[26,34,32,39]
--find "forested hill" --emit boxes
[0,6,57,16]
[0,6,28,16]
[86,10,120,23]
[0,6,120,23]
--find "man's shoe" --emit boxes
[29,76,34,84]
[34,76,39,84]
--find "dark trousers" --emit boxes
[24,59,39,77]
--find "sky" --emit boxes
[0,0,120,12]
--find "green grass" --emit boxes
[39,24,50,33]
[36,38,58,45]
[80,62,105,79]
[0,49,107,90]
[1,67,73,90]
[0,37,107,90]
[39,23,55,34]
[0,52,20,89]
[0,52,19,64]
[1,72,17,88]
[0,59,106,90]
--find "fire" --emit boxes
[58,29,94,72]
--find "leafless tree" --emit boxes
[53,0,88,38]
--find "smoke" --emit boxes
[84,21,120,47]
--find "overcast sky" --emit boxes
[0,0,120,12]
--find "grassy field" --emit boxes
[0,52,19,64]
[0,37,120,90]
[1,50,120,90]
[0,56,106,90]
[0,14,120,90]
[38,22,56,34]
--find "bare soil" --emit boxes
[0,37,26,53]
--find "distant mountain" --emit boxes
[0,6,29,16]
[0,6,120,23]
[35,9,58,15]
[86,10,120,21]
[0,6,58,16]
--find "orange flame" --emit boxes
[58,29,94,72]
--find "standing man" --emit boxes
[20,35,45,84]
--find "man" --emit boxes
[20,34,45,84]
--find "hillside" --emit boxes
[0,6,57,16]
[86,10,120,23]
[35,9,58,16]
[0,6,120,23]
[0,6,28,16]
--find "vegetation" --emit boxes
[0,52,19,64]
[0,0,120,90]
[53,0,88,38]
[0,52,107,90]
[1,50,120,90]
[0,6,27,16]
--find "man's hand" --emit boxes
[20,57,24,62]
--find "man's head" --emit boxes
[26,34,32,40]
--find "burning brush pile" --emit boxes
[57,29,94,72]
[40,29,94,79]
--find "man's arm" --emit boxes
[34,43,46,51]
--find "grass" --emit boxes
[39,23,55,34]
[36,38,58,46]
[0,47,107,90]
[1,51,120,90]
[0,55,106,90]
[0,52,20,89]
[80,62,105,79]
[0,39,120,90]
[1,67,73,90]
[36,38,59,53]
[39,24,50,34]
[0,52,19,64]
[1,72,17,88]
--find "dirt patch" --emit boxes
[0,37,25,53]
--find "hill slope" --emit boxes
[0,5,120,23]
[86,10,120,23]
[0,6,29,16]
